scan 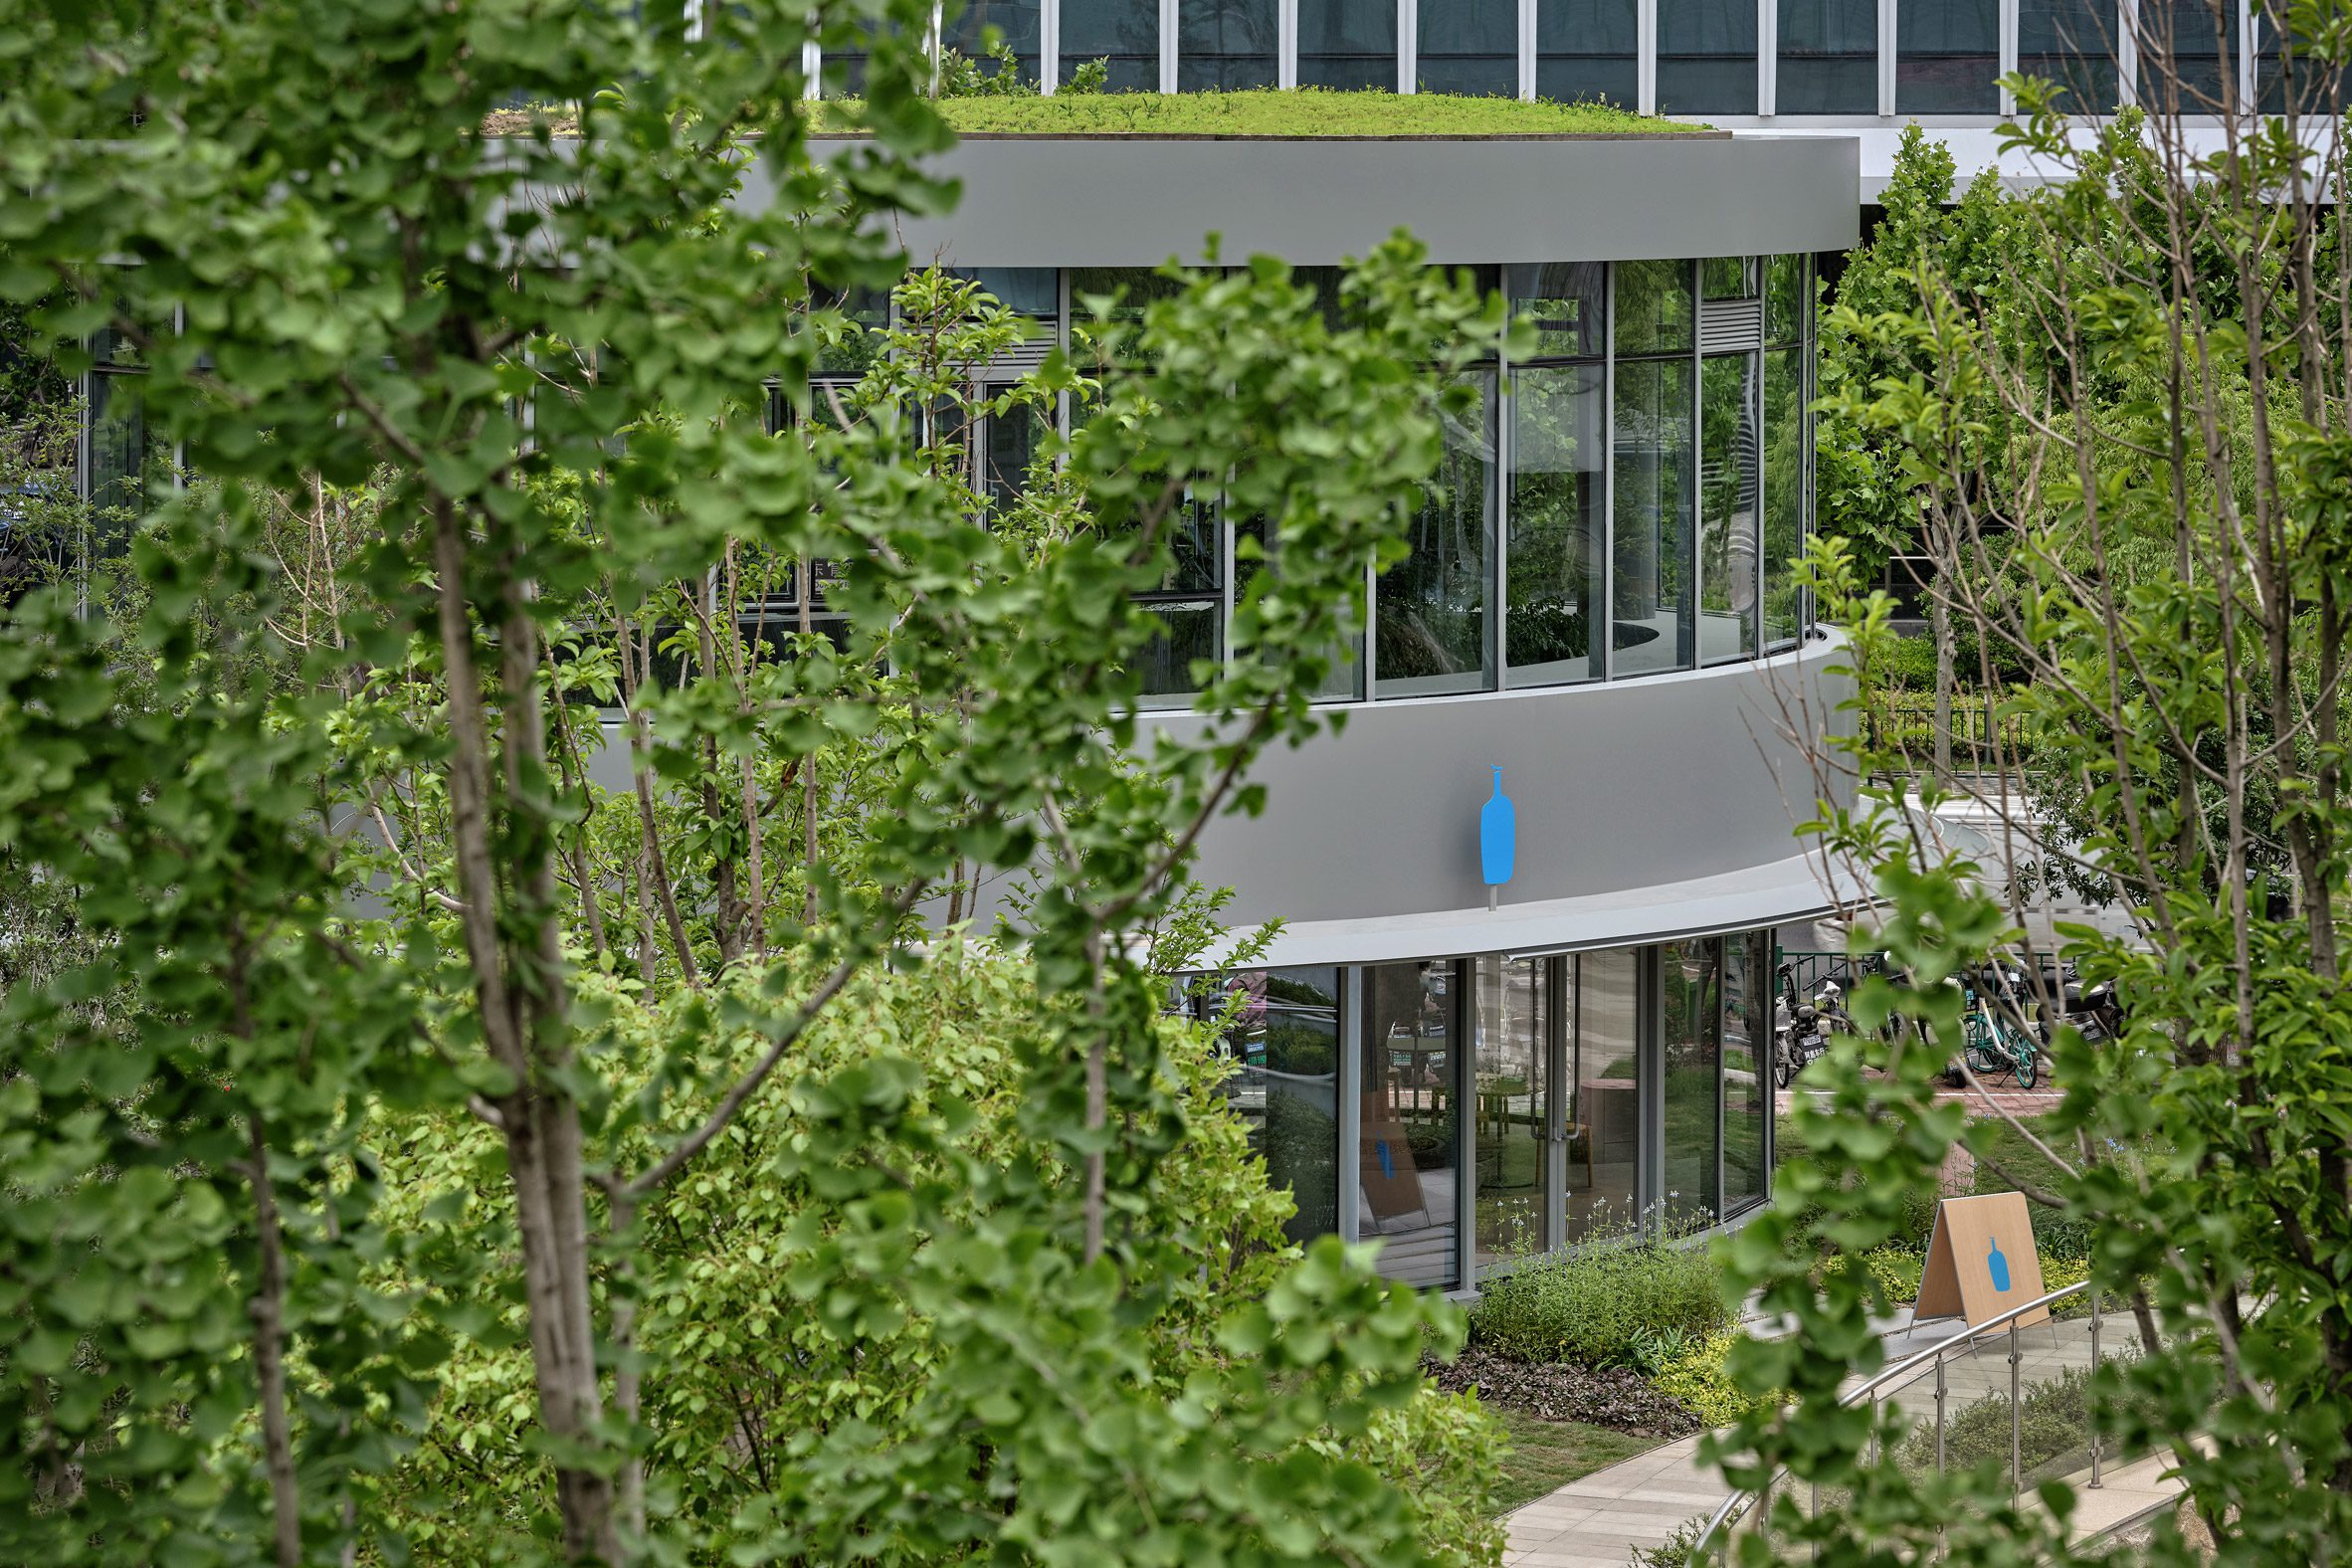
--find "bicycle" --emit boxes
[1960,979,2041,1089]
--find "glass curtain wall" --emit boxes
[1179,0,1278,86]
[1379,371,1496,696]
[1537,0,1640,101]
[1505,263,1606,687]
[1612,260,1696,678]
[1473,957,1550,1269]
[1362,961,1464,1288]
[1898,0,2002,109]
[2018,0,2120,106]
[1661,938,1722,1226]
[1063,0,1162,88]
[1762,255,1807,652]
[1722,932,1770,1217]
[1298,0,1399,87]
[1419,0,1520,94]
[1218,967,1344,1246]
[1779,0,1879,109]
[943,0,1043,78]
[1568,948,1641,1240]
[1698,348,1760,664]
[2137,0,2235,107]
[1658,0,1760,111]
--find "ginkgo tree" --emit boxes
[0,1,1518,1564]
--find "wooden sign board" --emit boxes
[1358,1093,1429,1224]
[1916,1192,2048,1328]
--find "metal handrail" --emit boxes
[1691,1278,2095,1557]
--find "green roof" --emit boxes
[815,89,1705,138]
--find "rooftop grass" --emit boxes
[815,88,1703,137]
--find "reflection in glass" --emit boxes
[2018,0,2119,107]
[1379,373,1494,697]
[1898,0,2000,110]
[1072,266,1190,370]
[1299,0,1398,87]
[1779,0,1878,111]
[1063,0,1162,89]
[1217,967,1342,1246]
[1722,932,1769,1218]
[1506,364,1605,687]
[1418,0,1518,95]
[1178,0,1277,87]
[981,397,1050,513]
[1658,0,1759,111]
[1662,938,1722,1227]
[85,370,153,560]
[1138,490,1224,705]
[2136,0,2234,107]
[2257,11,2351,111]
[1612,356,1696,677]
[1474,957,1549,1272]
[959,267,1060,321]
[1536,0,1638,102]
[1506,262,1606,360]
[1568,949,1639,1241]
[1362,961,1462,1288]
[1698,353,1760,666]
[1614,259,1694,357]
[942,0,1042,79]
[1237,514,1363,700]
[1763,347,1805,650]
[1765,253,1808,347]
[813,284,891,378]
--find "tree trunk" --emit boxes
[1932,593,1956,782]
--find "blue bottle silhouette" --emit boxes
[1480,767,1516,887]
[1987,1235,2013,1292]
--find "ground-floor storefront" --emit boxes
[1200,927,1778,1291]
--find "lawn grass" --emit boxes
[814,88,1701,137]
[1487,1405,1661,1513]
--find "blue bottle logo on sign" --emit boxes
[1480,767,1516,888]
[1987,1235,2013,1292]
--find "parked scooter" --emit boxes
[2022,954,2123,1045]
[1772,965,1855,1088]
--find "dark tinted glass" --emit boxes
[1537,0,1638,103]
[942,0,1042,78]
[1299,0,1398,87]
[960,267,1059,320]
[1178,0,1277,87]
[1779,0,1877,110]
[1418,0,1518,95]
[1897,0,2000,109]
[1215,968,1343,1248]
[2136,0,2234,107]
[1659,0,1759,111]
[2019,0,2119,107]
[1063,0,1161,89]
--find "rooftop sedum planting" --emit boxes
[813,88,1704,137]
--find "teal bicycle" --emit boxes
[1958,968,2041,1088]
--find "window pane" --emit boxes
[1418,0,1519,95]
[982,395,1050,512]
[1299,0,1398,87]
[1897,0,1999,110]
[2136,0,2234,107]
[2257,10,2352,112]
[959,267,1060,321]
[1379,372,1495,697]
[1178,0,1277,88]
[1138,491,1223,706]
[1537,0,1638,102]
[1763,347,1805,650]
[1507,261,1606,360]
[943,0,1042,78]
[1362,961,1462,1289]
[1659,0,1758,112]
[2018,0,2119,107]
[1064,0,1162,89]
[1699,353,1759,665]
[1072,266,1189,370]
[1662,938,1722,1228]
[1614,259,1694,357]
[1721,932,1769,1218]
[1765,253,1807,346]
[1613,355,1696,677]
[85,369,153,559]
[1220,968,1343,1247]
[1237,513,1363,700]
[1568,949,1639,1242]
[1474,956,1549,1273]
[1505,363,1604,687]
[1779,0,1878,111]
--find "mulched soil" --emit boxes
[1422,1348,1700,1439]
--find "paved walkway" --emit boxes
[1502,1303,2167,1567]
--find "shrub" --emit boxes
[1647,1334,1783,1429]
[1628,1518,1706,1568]
[1470,1226,1733,1369]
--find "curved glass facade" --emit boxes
[863,0,2283,115]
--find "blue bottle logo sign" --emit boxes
[1987,1235,2013,1292]
[1376,1139,1396,1181]
[1480,767,1516,887]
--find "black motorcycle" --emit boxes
[1772,965,1852,1088]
